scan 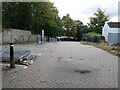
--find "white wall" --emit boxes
[109,28,119,33]
[108,33,120,43]
[102,23,109,42]
[102,22,120,42]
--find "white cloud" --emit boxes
[110,16,118,22]
[50,0,119,25]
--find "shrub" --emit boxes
[83,32,105,43]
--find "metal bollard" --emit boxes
[10,42,15,68]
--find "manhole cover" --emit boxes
[74,69,91,74]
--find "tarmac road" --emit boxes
[2,41,118,88]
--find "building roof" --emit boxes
[108,22,120,28]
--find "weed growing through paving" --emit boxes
[80,41,120,56]
[2,65,11,71]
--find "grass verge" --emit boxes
[80,41,120,57]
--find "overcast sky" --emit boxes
[49,0,119,25]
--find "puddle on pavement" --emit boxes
[74,69,91,74]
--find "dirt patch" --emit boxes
[74,69,91,74]
[2,65,11,71]
[49,51,53,52]
[57,57,62,61]
[79,58,84,60]
[69,56,73,58]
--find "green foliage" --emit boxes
[2,2,64,37]
[76,20,89,41]
[76,8,109,41]
[2,2,32,30]
[2,3,110,40]
[62,14,77,38]
[81,41,120,56]
[88,8,109,34]
[83,32,105,43]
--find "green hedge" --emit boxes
[83,32,105,43]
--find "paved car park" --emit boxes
[2,42,118,88]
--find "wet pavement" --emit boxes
[2,41,118,88]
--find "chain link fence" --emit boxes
[1,28,59,44]
[2,34,58,44]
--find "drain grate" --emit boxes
[74,69,91,74]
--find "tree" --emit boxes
[46,16,64,37]
[62,14,77,38]
[2,2,64,37]
[29,2,58,34]
[76,20,89,40]
[2,2,32,30]
[88,8,109,34]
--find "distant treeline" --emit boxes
[2,2,64,37]
[2,2,109,41]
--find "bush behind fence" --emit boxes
[82,32,105,43]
